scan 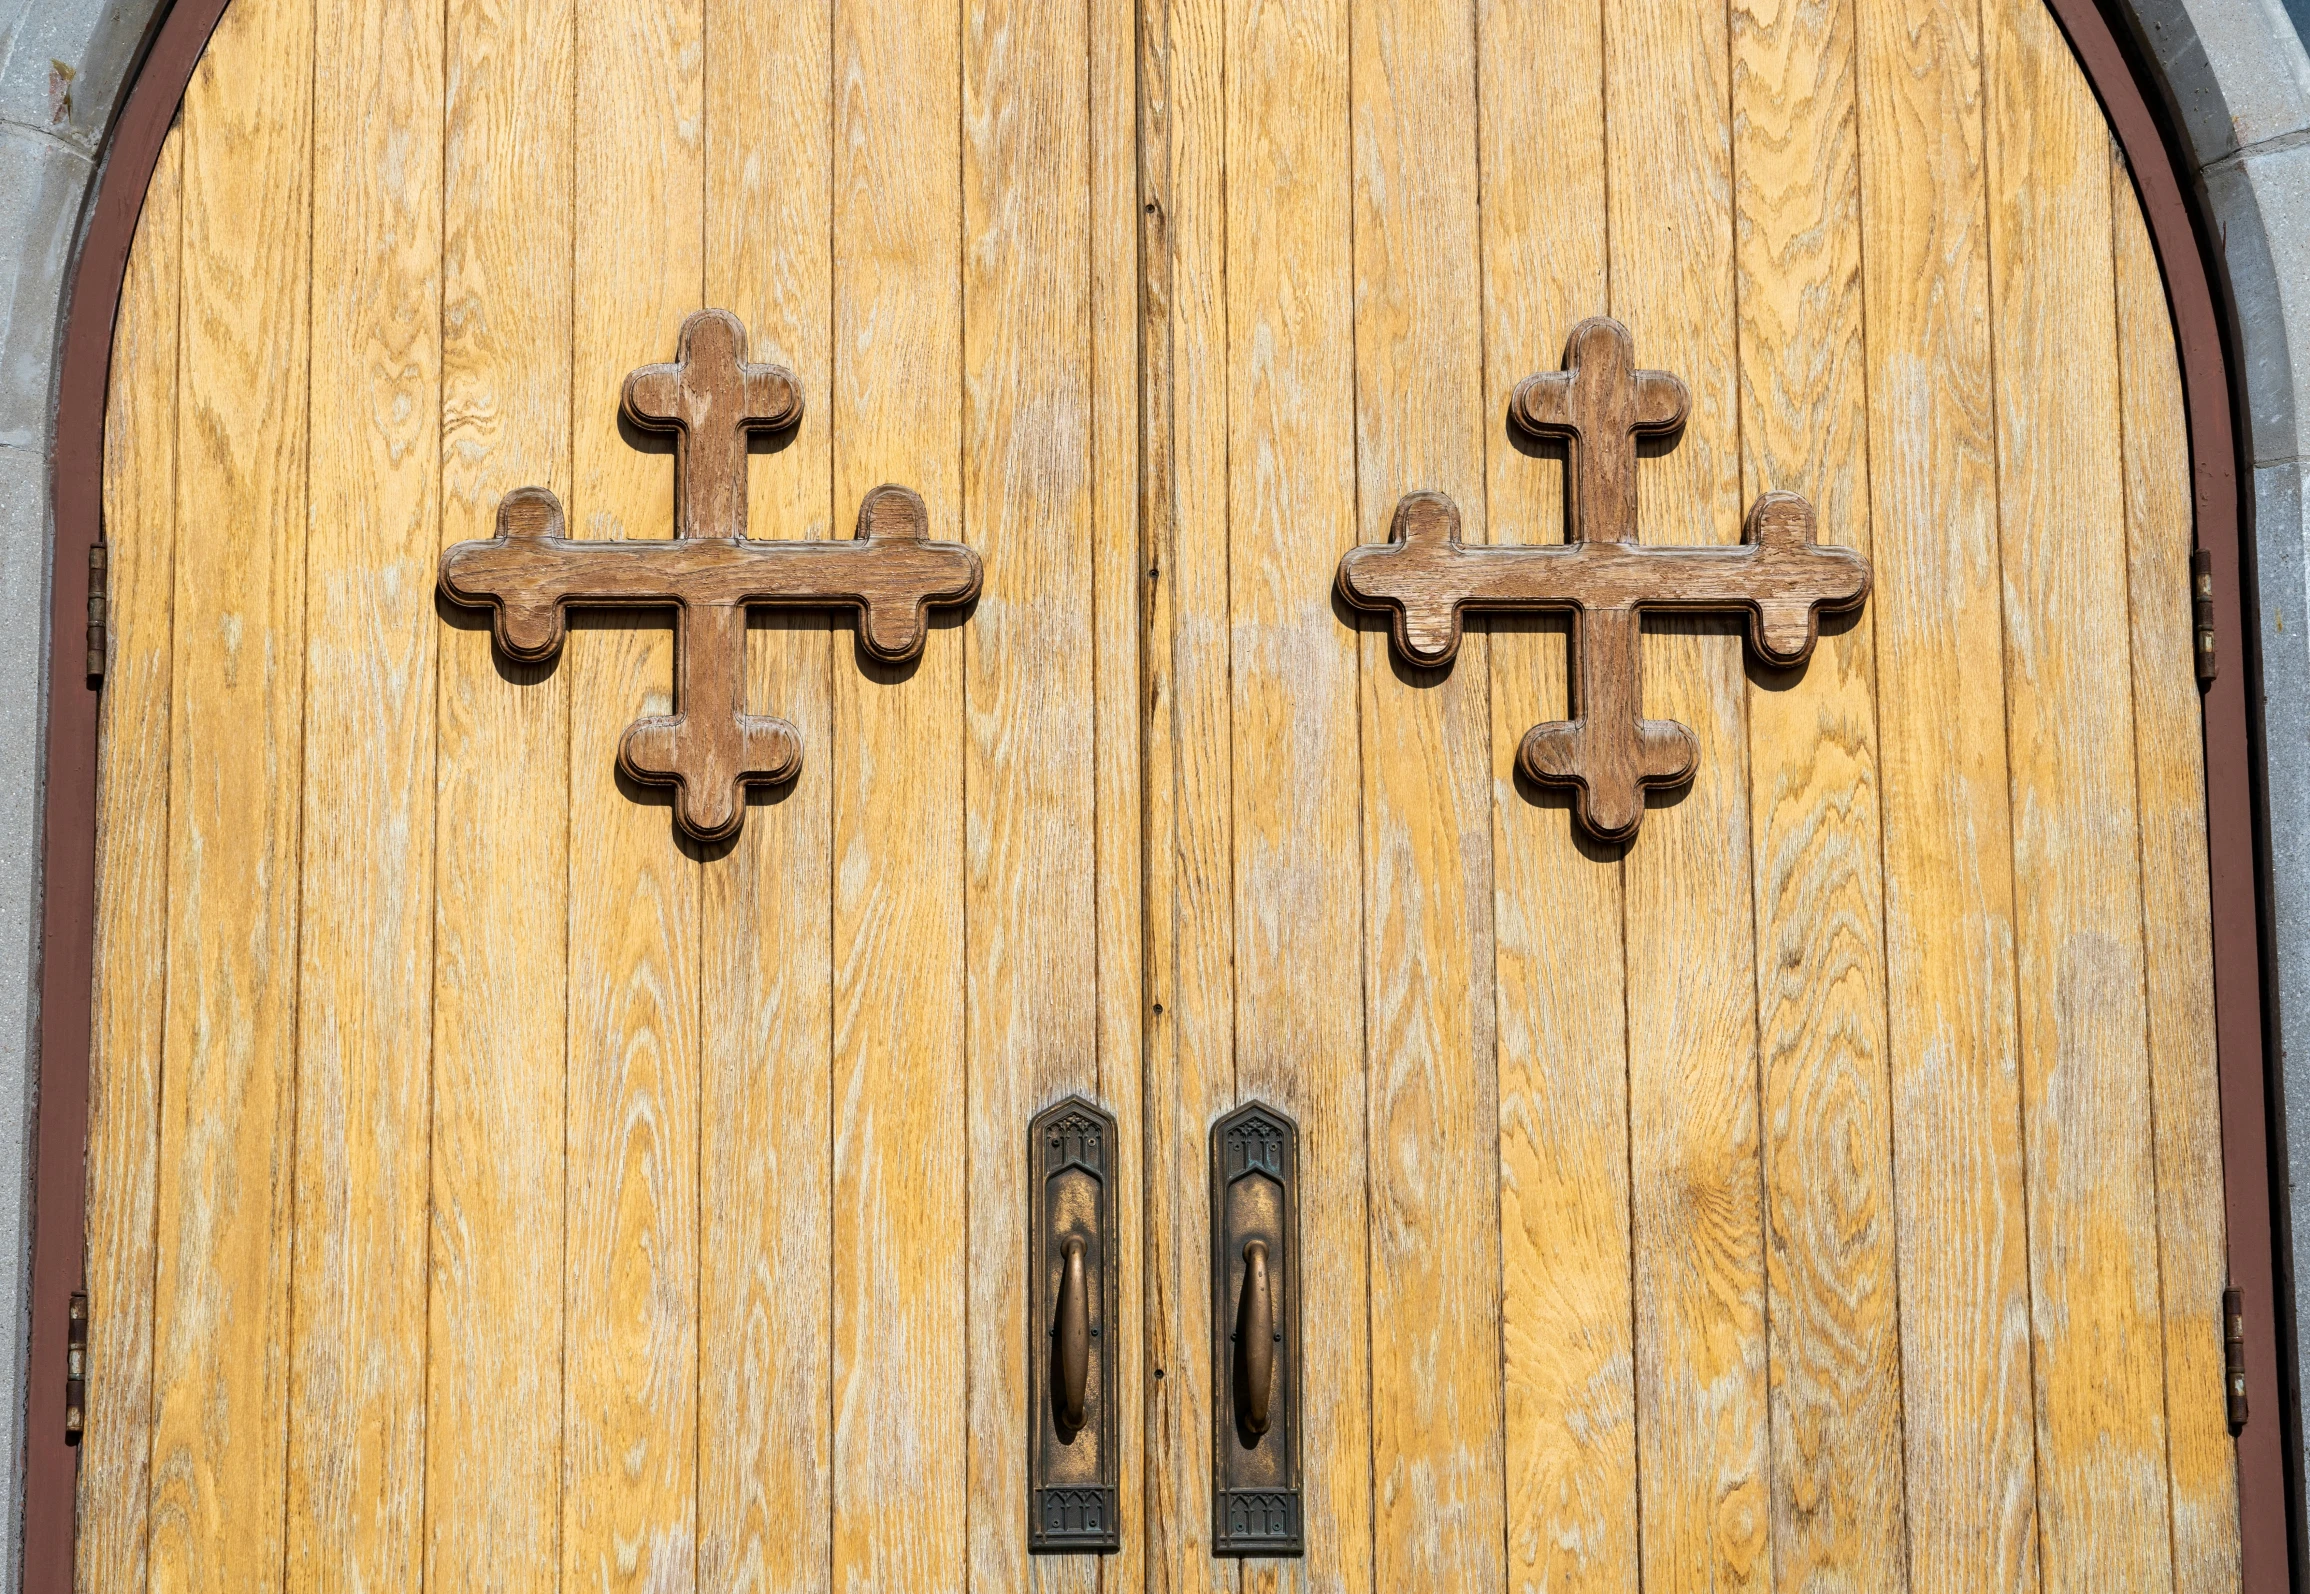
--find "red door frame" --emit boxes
[25,4,232,1588]
[17,0,2294,1586]
[2043,1,2297,1580]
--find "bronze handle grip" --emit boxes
[1030,1098,1119,1553]
[1234,1239,1275,1438]
[1210,1103,1301,1555]
[1053,1237,1090,1439]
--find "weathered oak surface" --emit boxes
[80,2,2237,1591]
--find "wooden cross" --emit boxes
[1336,317,1869,842]
[439,308,981,844]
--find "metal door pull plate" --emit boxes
[1211,1101,1304,1557]
[1028,1097,1120,1554]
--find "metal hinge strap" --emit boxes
[65,1290,87,1442]
[85,542,108,684]
[2224,1284,2248,1432]
[2192,548,2217,685]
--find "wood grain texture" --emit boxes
[428,0,573,1584]
[1345,0,1505,1583]
[1142,0,1233,1581]
[1729,0,1908,1585]
[829,0,968,1584]
[1476,0,1638,1584]
[77,3,2251,1589]
[446,481,975,643]
[1224,0,1372,1585]
[2111,147,2242,1594]
[144,0,313,1586]
[286,0,443,1583]
[78,122,182,1594]
[1605,2,1771,1588]
[1854,0,2040,1586]
[439,472,978,841]
[1987,2,2174,1582]
[1091,0,1146,1577]
[621,308,802,540]
[959,0,1098,1577]
[562,0,703,1584]
[1337,462,1869,845]
[1343,484,1865,664]
[700,0,835,1583]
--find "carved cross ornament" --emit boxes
[1337,317,1871,842]
[440,309,981,843]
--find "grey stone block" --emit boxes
[0,441,41,1594]
[2206,140,2310,465]
[0,0,159,157]
[2126,0,2310,164]
[2258,456,2310,1465]
[2259,458,2310,1052]
[0,125,86,454]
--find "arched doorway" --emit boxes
[27,0,2285,1586]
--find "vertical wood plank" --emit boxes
[287,0,443,1583]
[1604,3,1769,1588]
[564,0,704,1584]
[2111,151,2243,1594]
[144,0,314,1586]
[1730,0,1907,1585]
[79,122,184,1594]
[1348,0,1504,1587]
[699,1,835,1588]
[1985,2,2174,1581]
[699,0,836,1585]
[1853,0,2038,1585]
[429,0,574,1584]
[1092,0,1147,1575]
[1142,0,1235,1578]
[1477,3,1636,1587]
[1224,0,1370,1589]
[960,0,1098,1581]
[829,0,967,1584]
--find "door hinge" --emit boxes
[64,1290,87,1443]
[85,542,108,684]
[2192,548,2217,686]
[2225,1284,2248,1432]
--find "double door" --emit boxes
[76,0,2240,1587]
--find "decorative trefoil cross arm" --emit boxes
[1336,316,1870,843]
[439,308,981,843]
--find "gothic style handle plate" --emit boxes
[1211,1102,1303,1558]
[1029,1097,1119,1555]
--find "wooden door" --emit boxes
[1132,0,2240,1588]
[73,0,2240,1590]
[75,0,1142,1588]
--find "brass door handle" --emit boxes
[1210,1102,1301,1555]
[1053,1237,1090,1439]
[1030,1098,1118,1554]
[1234,1239,1275,1437]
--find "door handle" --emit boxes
[1028,1097,1118,1554]
[1053,1238,1089,1437]
[1233,1239,1274,1438]
[1210,1102,1303,1557]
